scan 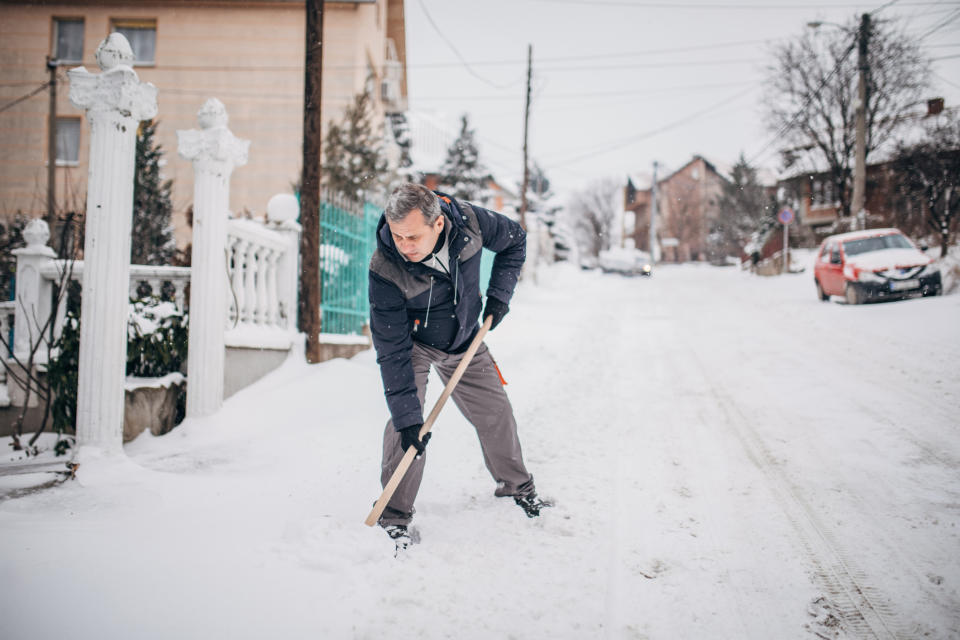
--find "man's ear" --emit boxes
[435,215,445,231]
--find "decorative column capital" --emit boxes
[67,33,158,122]
[177,98,250,174]
[12,219,57,259]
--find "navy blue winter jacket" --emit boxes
[368,192,526,430]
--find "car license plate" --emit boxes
[890,279,919,292]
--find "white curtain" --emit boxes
[115,27,156,65]
[56,119,80,164]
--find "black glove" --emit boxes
[399,423,431,457]
[483,297,509,330]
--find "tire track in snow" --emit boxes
[686,346,903,640]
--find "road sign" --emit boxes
[778,208,795,225]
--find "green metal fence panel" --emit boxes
[480,248,494,298]
[319,193,381,335]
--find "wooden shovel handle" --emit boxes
[364,315,494,527]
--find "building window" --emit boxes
[111,18,156,65]
[53,18,84,64]
[56,118,81,165]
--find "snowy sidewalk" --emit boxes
[1,261,958,639]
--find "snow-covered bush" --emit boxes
[127,298,188,378]
[46,296,189,452]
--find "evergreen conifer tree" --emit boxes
[711,153,774,260]
[132,120,176,266]
[522,162,573,262]
[441,114,488,201]
[323,90,388,199]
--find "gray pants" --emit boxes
[379,340,534,526]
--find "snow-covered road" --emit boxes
[2,259,958,639]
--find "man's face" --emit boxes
[387,208,444,262]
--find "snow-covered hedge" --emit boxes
[127,299,188,378]
[47,297,188,447]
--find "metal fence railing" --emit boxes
[319,193,380,336]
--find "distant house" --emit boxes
[778,161,905,237]
[0,0,408,249]
[624,155,728,262]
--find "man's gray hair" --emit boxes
[385,183,441,224]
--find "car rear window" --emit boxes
[842,234,912,256]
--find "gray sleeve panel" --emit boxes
[370,249,433,300]
[457,202,483,263]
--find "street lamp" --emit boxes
[808,14,871,230]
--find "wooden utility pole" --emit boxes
[518,44,532,231]
[851,12,870,230]
[46,56,58,232]
[300,0,324,363]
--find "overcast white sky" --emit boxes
[403,0,960,198]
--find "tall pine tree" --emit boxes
[441,114,488,201]
[323,89,388,199]
[711,153,775,260]
[132,120,176,266]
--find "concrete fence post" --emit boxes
[266,193,301,333]
[9,220,58,409]
[178,98,249,418]
[68,34,157,455]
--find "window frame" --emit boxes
[110,17,157,66]
[52,17,85,65]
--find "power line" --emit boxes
[933,70,960,90]
[0,81,51,114]
[415,0,520,90]
[917,7,960,39]
[545,84,758,169]
[415,80,754,102]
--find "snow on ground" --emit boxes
[1,255,958,640]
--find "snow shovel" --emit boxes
[364,315,494,527]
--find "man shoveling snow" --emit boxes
[367,183,550,552]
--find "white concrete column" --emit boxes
[68,34,158,453]
[11,220,57,365]
[178,98,249,418]
[266,194,301,332]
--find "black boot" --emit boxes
[514,492,553,518]
[383,524,419,555]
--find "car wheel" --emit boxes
[815,280,829,301]
[845,283,862,305]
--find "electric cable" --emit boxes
[0,81,51,114]
[545,84,758,169]
[415,0,520,90]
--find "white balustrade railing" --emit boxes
[5,209,300,389]
[224,216,299,349]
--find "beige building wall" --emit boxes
[0,0,404,250]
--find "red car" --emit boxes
[813,228,942,304]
